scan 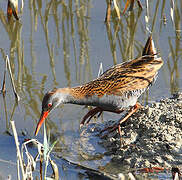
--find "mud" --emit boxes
[99,93,182,169]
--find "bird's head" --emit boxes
[34,89,62,136]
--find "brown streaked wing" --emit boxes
[71,55,163,98]
[101,55,163,95]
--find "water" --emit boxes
[0,0,181,179]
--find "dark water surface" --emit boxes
[0,0,181,179]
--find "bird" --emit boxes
[7,0,19,21]
[34,36,163,136]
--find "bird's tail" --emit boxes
[142,35,157,58]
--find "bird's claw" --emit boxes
[100,123,120,138]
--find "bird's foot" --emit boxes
[100,102,141,138]
[100,122,122,138]
[80,107,103,128]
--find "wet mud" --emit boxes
[98,93,182,169]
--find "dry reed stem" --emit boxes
[10,121,26,180]
[6,55,20,101]
[50,159,59,180]
[98,62,103,77]
[113,0,120,20]
[1,57,7,94]
[105,0,112,22]
[136,0,143,9]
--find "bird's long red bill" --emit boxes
[34,110,49,136]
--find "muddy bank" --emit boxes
[98,93,182,169]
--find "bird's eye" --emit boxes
[48,103,52,108]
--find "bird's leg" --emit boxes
[80,107,103,128]
[80,107,124,128]
[101,102,141,136]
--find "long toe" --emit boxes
[100,123,119,136]
[100,126,119,139]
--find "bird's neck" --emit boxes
[53,88,72,103]
[54,86,91,105]
[53,87,79,102]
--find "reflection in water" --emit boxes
[2,95,9,131]
[106,8,142,66]
[0,11,22,133]
[0,0,181,177]
[160,0,182,94]
[168,0,181,94]
[167,36,181,94]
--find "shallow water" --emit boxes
[0,0,181,179]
